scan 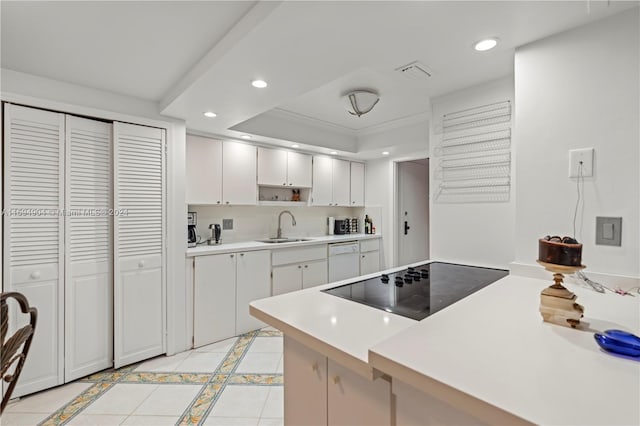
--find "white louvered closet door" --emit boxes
[3,104,65,397]
[113,122,165,368]
[64,116,113,381]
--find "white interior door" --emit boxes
[64,115,113,382]
[113,122,165,368]
[397,159,429,265]
[3,104,65,396]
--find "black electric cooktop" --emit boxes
[322,262,508,321]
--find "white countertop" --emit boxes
[250,263,640,425]
[186,233,380,257]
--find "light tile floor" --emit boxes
[3,328,284,426]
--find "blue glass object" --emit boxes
[594,331,640,358]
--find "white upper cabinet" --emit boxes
[222,141,257,205]
[258,147,312,188]
[311,156,334,206]
[332,159,350,206]
[258,147,287,186]
[186,135,223,204]
[311,157,352,206]
[350,162,365,207]
[186,136,257,205]
[286,151,312,187]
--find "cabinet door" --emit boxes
[186,135,223,205]
[328,359,391,426]
[236,250,271,335]
[194,253,236,347]
[287,151,312,187]
[332,159,351,207]
[223,141,257,205]
[114,122,165,368]
[257,147,287,187]
[3,104,65,397]
[311,155,333,206]
[64,115,113,382]
[360,251,380,276]
[302,259,328,289]
[272,263,302,296]
[350,162,365,207]
[284,336,327,426]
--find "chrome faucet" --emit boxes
[277,210,296,239]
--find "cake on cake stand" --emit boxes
[537,261,585,328]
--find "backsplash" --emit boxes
[188,205,367,243]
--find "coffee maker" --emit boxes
[188,212,198,247]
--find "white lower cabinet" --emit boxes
[272,245,328,296]
[359,239,381,276]
[284,336,391,426]
[193,250,270,347]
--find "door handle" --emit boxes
[404,221,410,235]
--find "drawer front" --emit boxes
[272,244,327,266]
[359,239,380,253]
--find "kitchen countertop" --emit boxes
[250,263,640,425]
[186,233,381,257]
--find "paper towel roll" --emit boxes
[328,217,335,235]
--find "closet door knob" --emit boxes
[138,261,145,268]
[30,271,41,279]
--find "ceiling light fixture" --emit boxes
[474,38,499,51]
[203,111,217,118]
[341,89,380,117]
[382,151,389,156]
[330,151,337,155]
[291,144,299,148]
[241,135,251,139]
[251,79,268,88]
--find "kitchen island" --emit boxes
[250,261,640,425]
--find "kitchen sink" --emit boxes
[256,238,312,244]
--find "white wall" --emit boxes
[189,205,363,243]
[514,8,639,278]
[429,76,516,269]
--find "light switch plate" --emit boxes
[569,148,594,178]
[222,218,233,230]
[595,216,621,246]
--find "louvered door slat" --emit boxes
[113,122,165,368]
[64,115,113,382]
[3,104,65,396]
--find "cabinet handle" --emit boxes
[352,201,355,204]
[362,255,365,258]
[304,265,308,268]
[283,183,287,186]
[138,261,145,268]
[30,271,40,279]
[289,183,293,186]
[311,362,318,372]
[225,201,230,205]
[298,265,302,269]
[230,254,234,258]
[240,253,244,257]
[333,376,340,385]
[217,201,221,204]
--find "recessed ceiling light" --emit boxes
[330,151,337,155]
[291,144,299,148]
[474,38,499,51]
[203,111,217,118]
[251,79,268,88]
[382,151,389,156]
[241,135,251,139]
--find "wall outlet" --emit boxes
[569,148,594,178]
[222,218,233,230]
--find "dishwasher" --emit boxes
[328,241,360,282]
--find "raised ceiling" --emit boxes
[2,1,638,156]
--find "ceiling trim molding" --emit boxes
[270,108,357,137]
[159,1,283,112]
[357,111,430,138]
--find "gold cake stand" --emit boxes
[537,261,586,328]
